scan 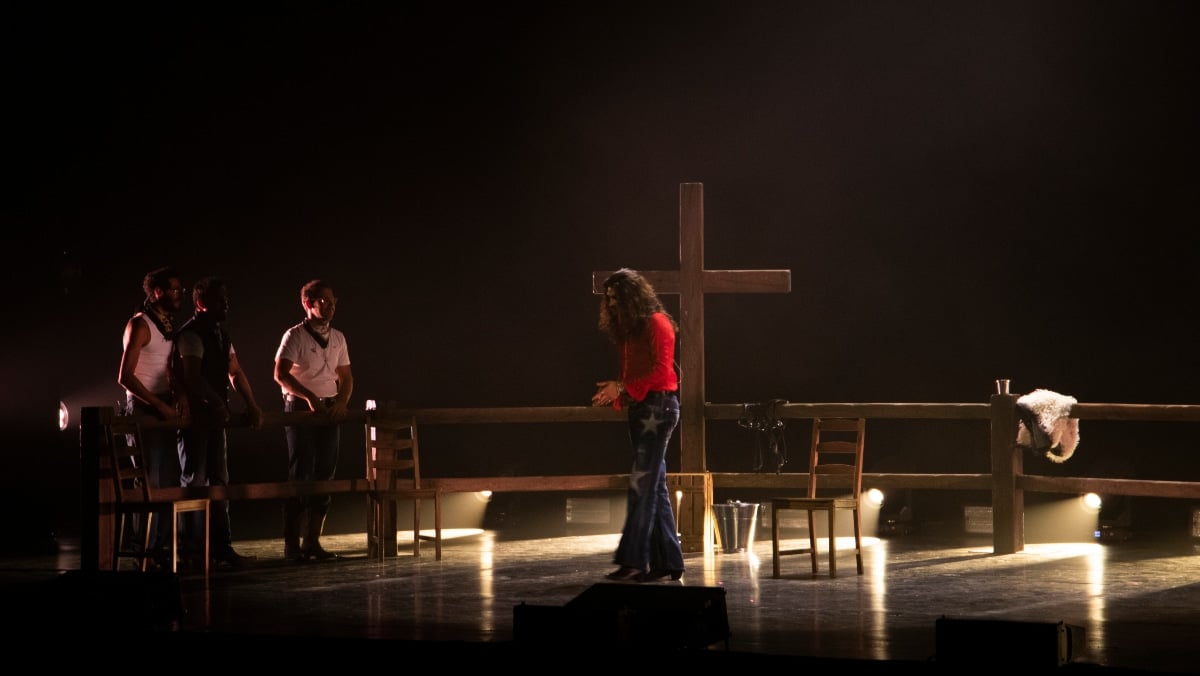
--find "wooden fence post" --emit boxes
[990,392,1022,553]
[79,406,114,571]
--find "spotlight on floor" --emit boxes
[1027,496,1102,543]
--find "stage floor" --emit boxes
[4,529,1199,673]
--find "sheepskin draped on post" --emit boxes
[1015,389,1081,464]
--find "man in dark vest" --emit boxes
[173,276,263,568]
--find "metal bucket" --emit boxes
[712,500,760,553]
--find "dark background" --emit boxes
[5,3,1199,544]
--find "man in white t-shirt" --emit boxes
[274,279,353,562]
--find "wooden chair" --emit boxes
[106,409,209,574]
[771,417,866,578]
[365,412,442,560]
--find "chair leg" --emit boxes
[853,507,864,575]
[140,512,155,572]
[412,498,422,557]
[371,497,385,561]
[377,498,385,561]
[371,499,377,561]
[771,503,781,578]
[433,494,442,561]
[167,508,178,573]
[807,510,819,576]
[366,496,376,560]
[202,503,210,576]
[827,509,837,578]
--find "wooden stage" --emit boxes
[4,524,1199,673]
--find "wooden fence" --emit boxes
[79,394,1200,570]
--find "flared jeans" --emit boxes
[613,390,685,573]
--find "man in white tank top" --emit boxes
[117,266,187,563]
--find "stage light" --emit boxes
[1080,493,1102,513]
[866,488,884,508]
[365,399,377,411]
[58,401,69,431]
[875,488,913,537]
[963,505,993,535]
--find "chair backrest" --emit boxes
[106,410,155,505]
[806,418,866,499]
[364,412,422,492]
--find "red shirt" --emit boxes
[616,312,678,408]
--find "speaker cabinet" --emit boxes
[44,570,183,631]
[514,583,729,651]
[936,616,1084,667]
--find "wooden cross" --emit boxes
[593,183,791,550]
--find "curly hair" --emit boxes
[141,266,180,299]
[598,268,677,343]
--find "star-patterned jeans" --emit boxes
[613,390,685,574]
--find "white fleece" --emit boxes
[1015,388,1081,464]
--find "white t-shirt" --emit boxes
[275,322,350,399]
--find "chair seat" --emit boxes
[773,496,858,510]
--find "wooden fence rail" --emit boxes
[79,395,1200,569]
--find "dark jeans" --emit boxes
[178,423,233,556]
[613,390,685,573]
[125,394,181,551]
[283,397,341,527]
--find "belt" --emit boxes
[284,394,338,406]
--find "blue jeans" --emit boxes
[613,391,685,573]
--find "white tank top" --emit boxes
[129,312,173,395]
